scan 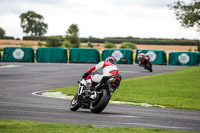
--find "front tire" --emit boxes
[90,89,110,113]
[70,93,80,111]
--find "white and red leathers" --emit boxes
[137,53,146,65]
[86,61,118,85]
[137,53,146,60]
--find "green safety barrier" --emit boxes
[169,52,200,66]
[135,49,167,65]
[36,47,67,63]
[3,47,34,62]
[69,48,100,63]
[102,49,133,64]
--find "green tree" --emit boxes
[37,41,44,47]
[46,36,62,47]
[62,40,72,49]
[20,11,48,36]
[120,42,137,49]
[104,41,116,48]
[169,0,200,32]
[65,24,80,48]
[0,27,5,39]
[87,41,93,48]
[67,24,79,36]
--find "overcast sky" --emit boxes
[0,0,199,40]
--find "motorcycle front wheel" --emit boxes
[70,93,80,111]
[90,89,110,113]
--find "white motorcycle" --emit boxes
[70,74,121,113]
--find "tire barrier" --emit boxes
[36,47,67,63]
[69,48,100,63]
[169,52,200,66]
[3,47,34,62]
[102,49,133,64]
[135,49,167,65]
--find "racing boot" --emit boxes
[90,91,97,100]
[89,82,98,100]
[139,62,143,67]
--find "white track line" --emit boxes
[32,90,48,98]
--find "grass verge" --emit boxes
[0,119,195,133]
[113,66,200,110]
[49,66,200,110]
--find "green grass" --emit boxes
[49,66,200,110]
[0,119,195,133]
[48,85,78,96]
[113,66,200,110]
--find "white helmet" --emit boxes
[106,56,116,64]
[138,50,143,54]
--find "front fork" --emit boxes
[78,79,87,95]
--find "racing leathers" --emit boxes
[137,52,146,66]
[83,61,118,91]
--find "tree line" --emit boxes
[80,37,199,46]
[20,36,199,46]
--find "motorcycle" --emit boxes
[70,74,121,113]
[138,55,153,72]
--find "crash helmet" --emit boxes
[106,56,116,64]
[138,50,143,54]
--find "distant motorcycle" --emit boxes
[70,74,121,113]
[138,55,153,72]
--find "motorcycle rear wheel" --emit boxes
[90,89,110,113]
[70,93,80,111]
[145,62,153,72]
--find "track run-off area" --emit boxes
[0,63,199,132]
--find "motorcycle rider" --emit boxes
[137,51,146,66]
[82,56,118,91]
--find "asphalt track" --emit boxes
[0,63,200,132]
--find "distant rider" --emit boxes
[137,51,146,66]
[82,56,118,91]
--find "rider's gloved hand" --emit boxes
[82,72,89,79]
